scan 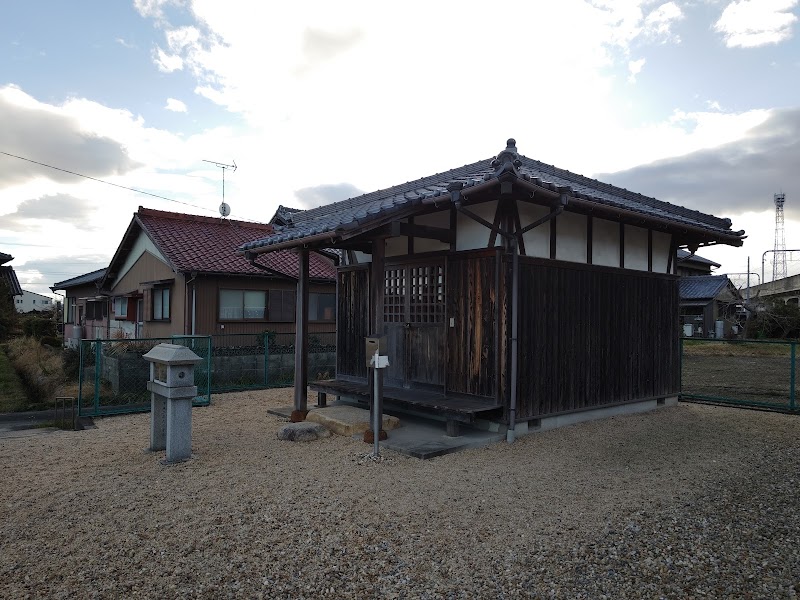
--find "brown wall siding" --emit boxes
[515,258,680,420]
[192,275,336,337]
[336,267,369,379]
[446,252,501,398]
[111,251,175,295]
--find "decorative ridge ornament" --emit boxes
[491,138,522,178]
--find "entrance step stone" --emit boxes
[306,405,400,437]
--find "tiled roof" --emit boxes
[677,249,721,268]
[0,266,22,296]
[52,268,107,290]
[679,275,732,301]
[0,252,13,266]
[136,208,335,281]
[241,139,744,253]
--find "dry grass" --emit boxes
[682,339,793,357]
[3,337,65,409]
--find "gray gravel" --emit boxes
[1,389,798,599]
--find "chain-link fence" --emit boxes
[681,338,799,412]
[77,336,211,417]
[209,331,336,392]
[75,332,335,416]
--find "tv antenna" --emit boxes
[203,159,237,217]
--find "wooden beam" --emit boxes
[292,248,309,420]
[449,208,457,252]
[389,221,454,244]
[511,200,526,256]
[587,216,593,265]
[549,209,557,259]
[407,216,414,255]
[370,239,385,334]
[488,202,503,249]
[647,229,653,272]
[619,223,625,269]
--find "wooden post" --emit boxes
[291,248,309,422]
[364,238,387,443]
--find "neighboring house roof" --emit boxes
[0,252,23,296]
[241,139,745,254]
[52,268,108,291]
[1,266,23,296]
[676,249,721,269]
[106,208,336,284]
[269,205,304,227]
[679,275,737,302]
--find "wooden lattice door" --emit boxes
[383,260,446,388]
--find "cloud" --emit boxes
[294,183,364,209]
[165,98,187,112]
[154,46,183,72]
[628,58,646,82]
[594,0,685,50]
[295,27,364,75]
[1,194,99,232]
[115,37,136,49]
[714,0,798,48]
[599,108,800,219]
[0,86,139,189]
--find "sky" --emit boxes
[1,0,799,299]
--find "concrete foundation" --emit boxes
[518,396,679,435]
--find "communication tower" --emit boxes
[773,192,787,282]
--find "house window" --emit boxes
[269,290,295,322]
[114,297,128,319]
[153,288,171,320]
[219,290,267,320]
[383,262,445,324]
[65,297,75,323]
[309,292,336,321]
[86,300,107,321]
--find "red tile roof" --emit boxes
[136,208,335,280]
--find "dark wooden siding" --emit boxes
[446,251,502,398]
[337,266,369,379]
[515,258,679,419]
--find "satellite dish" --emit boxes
[219,202,231,218]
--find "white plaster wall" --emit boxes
[555,212,587,263]
[651,231,671,274]
[518,203,550,258]
[385,235,408,257]
[112,232,168,290]
[592,218,620,268]
[353,251,372,264]
[414,210,450,253]
[624,224,649,271]
[456,201,499,251]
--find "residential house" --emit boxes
[98,207,337,341]
[240,139,745,435]
[15,289,56,313]
[679,275,742,337]
[676,249,720,276]
[51,268,109,345]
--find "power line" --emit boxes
[0,150,218,214]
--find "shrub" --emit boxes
[5,336,65,409]
[40,336,62,348]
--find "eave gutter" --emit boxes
[239,231,340,256]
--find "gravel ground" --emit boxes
[1,389,798,599]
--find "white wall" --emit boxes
[652,231,671,273]
[556,212,588,263]
[518,203,550,258]
[15,290,55,313]
[456,201,499,251]
[414,211,450,253]
[624,224,649,271]
[592,218,619,267]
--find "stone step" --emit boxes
[306,405,400,437]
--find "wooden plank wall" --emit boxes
[516,258,679,419]
[336,266,369,379]
[446,252,501,398]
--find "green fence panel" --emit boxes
[681,338,800,412]
[78,336,211,417]
[209,331,335,392]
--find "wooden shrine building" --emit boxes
[240,139,745,438]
